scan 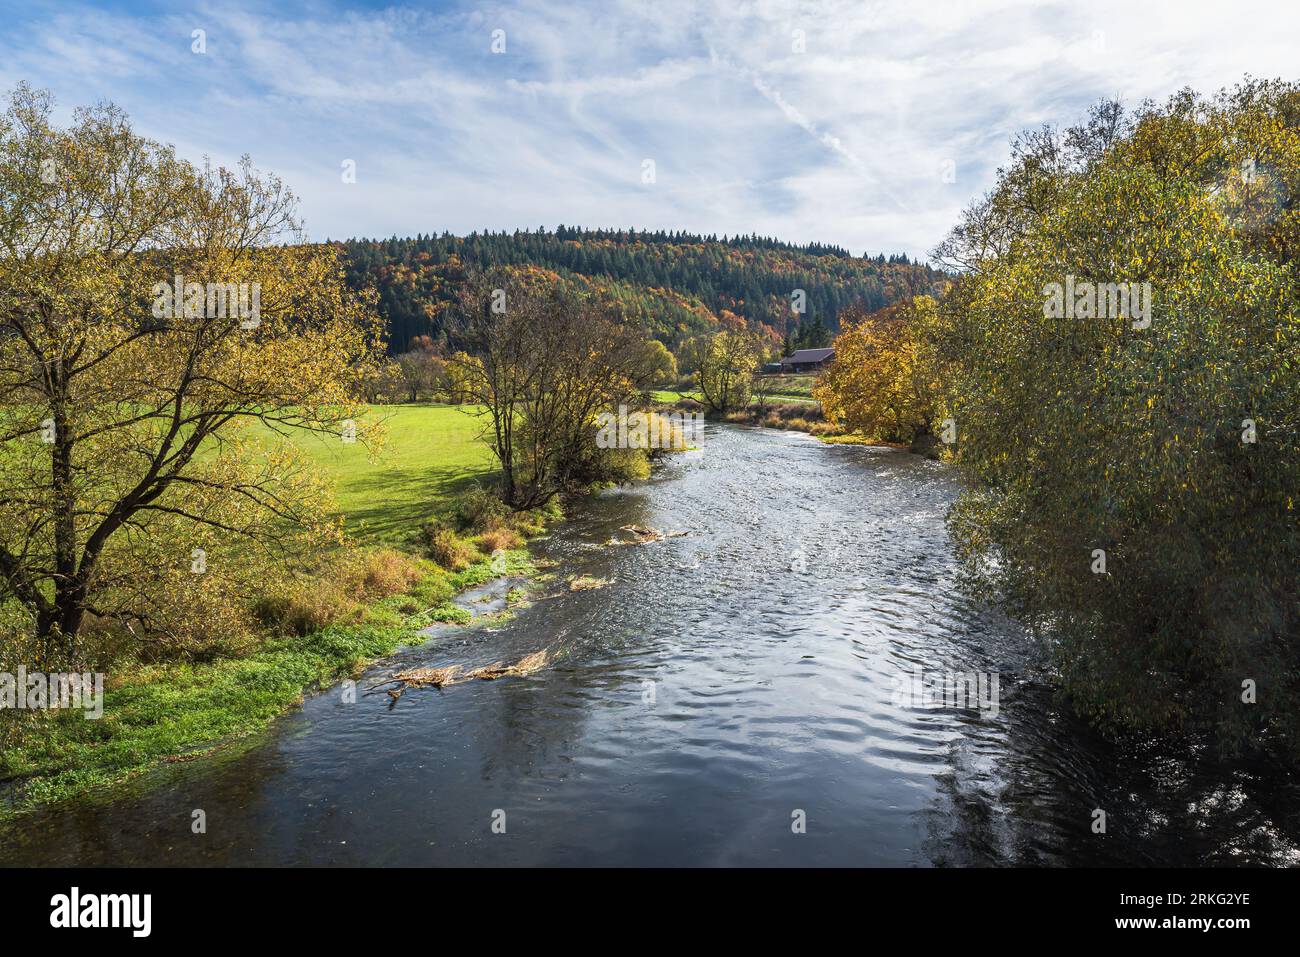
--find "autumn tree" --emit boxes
[751,368,776,414]
[932,79,1300,750]
[682,328,761,415]
[361,357,405,404]
[638,339,677,388]
[442,350,482,404]
[447,269,661,507]
[814,296,941,448]
[395,346,446,403]
[0,85,382,667]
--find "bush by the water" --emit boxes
[421,487,560,570]
[252,549,424,638]
[719,401,839,437]
[476,527,524,555]
[424,527,479,571]
[931,80,1300,753]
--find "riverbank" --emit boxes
[657,393,914,450]
[0,541,551,821]
[1,401,890,822]
[0,402,556,820]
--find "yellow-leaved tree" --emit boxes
[0,85,384,667]
[814,296,942,449]
[681,327,761,415]
[931,80,1300,747]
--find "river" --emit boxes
[2,424,1298,866]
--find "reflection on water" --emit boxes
[3,424,1299,866]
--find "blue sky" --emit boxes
[3,0,1297,258]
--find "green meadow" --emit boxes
[258,402,499,544]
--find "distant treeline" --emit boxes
[337,227,947,353]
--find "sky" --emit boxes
[2,0,1298,259]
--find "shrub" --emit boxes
[477,527,524,554]
[772,402,824,422]
[71,568,262,664]
[589,446,652,485]
[516,499,561,536]
[447,485,510,533]
[252,578,358,638]
[426,528,477,571]
[644,411,688,454]
[339,548,425,601]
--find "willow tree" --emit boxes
[682,327,761,415]
[0,85,383,666]
[932,79,1300,750]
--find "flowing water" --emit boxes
[3,424,1299,866]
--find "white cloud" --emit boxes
[0,0,1296,257]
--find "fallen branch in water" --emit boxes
[467,649,549,681]
[368,650,550,701]
[604,525,689,546]
[568,574,614,591]
[368,665,462,702]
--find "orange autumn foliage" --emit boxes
[813,296,941,444]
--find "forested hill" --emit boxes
[338,227,947,353]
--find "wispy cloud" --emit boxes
[0,0,1296,257]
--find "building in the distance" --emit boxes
[778,347,834,373]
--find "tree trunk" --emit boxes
[47,368,82,665]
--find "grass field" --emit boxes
[252,403,499,544]
[757,373,818,397]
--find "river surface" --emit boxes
[3,424,1299,866]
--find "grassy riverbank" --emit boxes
[0,403,553,820]
[652,387,820,407]
[1,549,536,817]
[654,382,913,449]
[653,390,843,440]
